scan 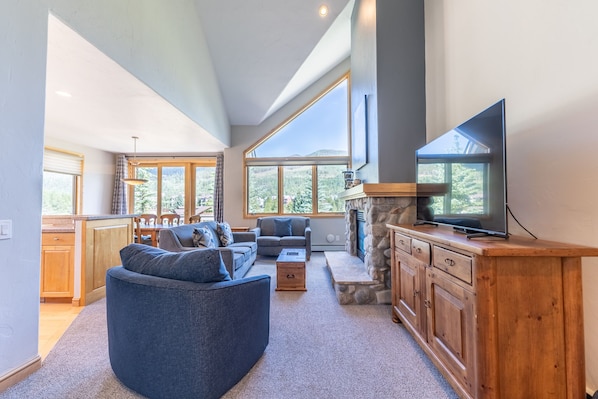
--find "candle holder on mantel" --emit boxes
[343,170,354,190]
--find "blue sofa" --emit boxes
[106,244,270,399]
[158,221,257,279]
[252,216,311,260]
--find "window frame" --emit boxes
[243,74,351,218]
[42,147,83,215]
[127,157,216,222]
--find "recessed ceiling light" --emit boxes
[319,5,329,17]
[55,90,72,98]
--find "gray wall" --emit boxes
[350,0,379,183]
[351,0,426,184]
[0,1,47,377]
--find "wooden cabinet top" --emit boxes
[387,223,598,258]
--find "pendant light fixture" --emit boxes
[121,136,148,185]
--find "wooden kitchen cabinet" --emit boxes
[388,223,598,399]
[40,232,75,299]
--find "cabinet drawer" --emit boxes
[433,246,472,284]
[42,232,75,246]
[411,238,430,264]
[394,232,412,254]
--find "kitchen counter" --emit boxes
[41,226,75,233]
[40,214,136,306]
[42,214,138,232]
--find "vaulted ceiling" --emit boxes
[44,1,353,154]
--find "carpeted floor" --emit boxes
[1,253,458,399]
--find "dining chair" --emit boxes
[188,214,202,224]
[134,217,154,245]
[188,206,212,224]
[134,217,142,243]
[139,213,158,226]
[160,213,181,226]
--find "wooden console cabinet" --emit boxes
[387,223,598,399]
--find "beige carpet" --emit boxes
[1,253,458,399]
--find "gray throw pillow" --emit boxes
[216,222,234,246]
[192,227,216,248]
[274,218,293,236]
[120,243,231,283]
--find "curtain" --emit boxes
[214,152,224,222]
[111,154,128,214]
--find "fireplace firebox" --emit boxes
[356,211,366,261]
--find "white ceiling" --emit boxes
[44,0,353,154]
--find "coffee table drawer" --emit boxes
[276,263,306,291]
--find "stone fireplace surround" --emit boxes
[325,183,418,305]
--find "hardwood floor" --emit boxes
[39,301,83,360]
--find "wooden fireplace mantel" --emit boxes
[339,182,450,201]
[339,183,416,201]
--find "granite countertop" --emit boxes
[73,214,137,221]
[41,225,75,233]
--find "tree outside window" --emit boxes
[134,167,157,214]
[129,160,216,222]
[283,165,312,214]
[195,167,215,217]
[161,166,185,214]
[42,172,76,214]
[247,166,278,214]
[317,165,345,213]
[42,148,83,215]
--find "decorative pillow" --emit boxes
[120,243,231,283]
[216,222,234,246]
[274,218,293,237]
[192,227,216,248]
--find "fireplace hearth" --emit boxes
[325,183,419,305]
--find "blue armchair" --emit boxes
[106,250,270,399]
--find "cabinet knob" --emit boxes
[286,274,295,279]
[415,247,422,253]
[444,258,455,266]
[413,289,420,297]
[53,237,59,241]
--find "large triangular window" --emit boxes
[244,75,350,216]
[246,78,349,159]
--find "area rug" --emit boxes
[1,253,458,399]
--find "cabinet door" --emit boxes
[40,246,74,297]
[393,251,426,338]
[426,269,474,395]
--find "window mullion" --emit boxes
[188,164,196,224]
[278,165,284,214]
[157,166,163,216]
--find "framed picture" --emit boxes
[352,94,368,170]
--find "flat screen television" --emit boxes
[415,99,508,238]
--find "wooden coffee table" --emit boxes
[275,248,307,291]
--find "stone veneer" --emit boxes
[326,183,420,304]
[327,194,416,305]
